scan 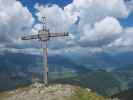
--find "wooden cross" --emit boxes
[21,17,69,86]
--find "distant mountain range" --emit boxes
[0,51,90,80]
[1,51,133,82]
[68,52,133,70]
[1,51,133,71]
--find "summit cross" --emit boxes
[21,17,69,86]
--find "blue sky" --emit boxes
[20,0,72,20]
[19,0,133,28]
[20,0,72,8]
[119,12,133,27]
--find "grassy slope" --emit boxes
[67,87,105,100]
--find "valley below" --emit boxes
[0,52,133,100]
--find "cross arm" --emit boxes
[21,34,38,40]
[49,32,69,37]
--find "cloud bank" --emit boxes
[33,0,133,54]
[0,0,133,55]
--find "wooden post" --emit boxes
[43,41,48,86]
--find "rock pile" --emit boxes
[1,83,74,100]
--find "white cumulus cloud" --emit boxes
[0,0,34,46]
[108,27,133,48]
[79,16,123,47]
[35,4,74,33]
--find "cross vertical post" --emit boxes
[43,41,48,86]
[42,17,48,86]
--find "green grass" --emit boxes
[67,87,105,100]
